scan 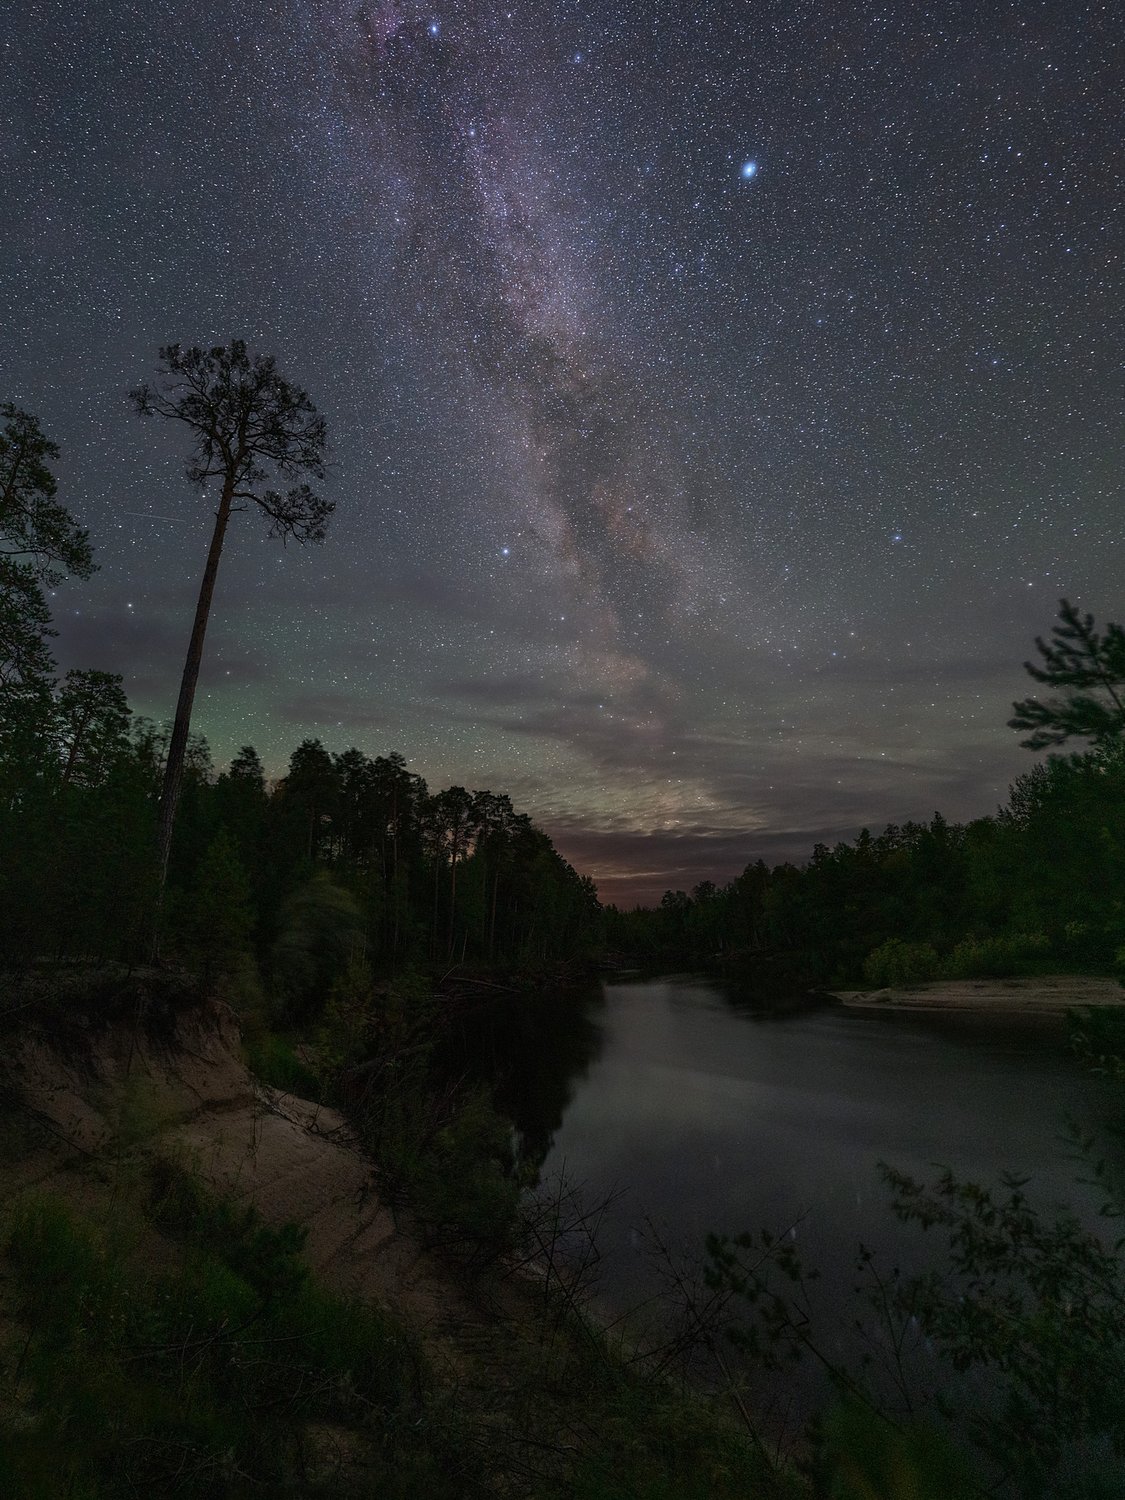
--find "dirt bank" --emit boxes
[0,976,465,1339]
[831,973,1124,1014]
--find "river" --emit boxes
[512,975,1115,1418]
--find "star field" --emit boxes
[2,0,1122,903]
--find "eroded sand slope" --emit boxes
[0,991,455,1331]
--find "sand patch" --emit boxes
[832,974,1124,1014]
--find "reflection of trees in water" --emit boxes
[432,983,607,1175]
[716,976,832,1017]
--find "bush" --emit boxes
[943,931,1051,978]
[1,1188,436,1499]
[706,1159,1125,1499]
[881,1163,1125,1497]
[355,1065,522,1253]
[270,870,363,1024]
[816,1401,978,1500]
[862,939,941,987]
[413,1086,522,1247]
[243,1031,321,1097]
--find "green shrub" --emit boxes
[943,931,1051,978]
[359,1071,522,1251]
[1068,1005,1125,1078]
[882,1163,1125,1497]
[566,1378,790,1499]
[243,1030,321,1097]
[862,939,941,987]
[817,1401,978,1500]
[270,869,363,1023]
[1,1190,428,1498]
[413,1086,522,1247]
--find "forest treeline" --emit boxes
[609,741,1125,984]
[608,744,1125,986]
[609,594,1125,988]
[0,712,602,989]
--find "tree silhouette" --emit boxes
[56,669,131,789]
[0,404,94,715]
[131,343,331,904]
[436,785,477,959]
[1010,599,1125,750]
[472,790,517,958]
[281,738,340,864]
[0,403,93,584]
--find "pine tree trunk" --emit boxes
[431,855,440,960]
[390,786,399,958]
[154,480,234,920]
[447,854,458,960]
[60,708,93,789]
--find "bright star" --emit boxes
[501,546,511,557]
[740,160,758,180]
[428,20,440,36]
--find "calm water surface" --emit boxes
[533,977,1109,1365]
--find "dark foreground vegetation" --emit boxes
[5,976,1125,1499]
[0,1146,800,1500]
[0,708,602,980]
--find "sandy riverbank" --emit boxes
[831,974,1124,1014]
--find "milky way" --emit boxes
[309,2,707,691]
[1,0,1121,902]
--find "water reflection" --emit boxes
[444,974,1107,1315]
[434,980,607,1169]
[526,977,1110,1415]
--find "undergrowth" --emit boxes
[0,1178,469,1499]
[0,1164,802,1499]
[242,1030,321,1099]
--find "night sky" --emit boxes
[2,0,1121,904]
